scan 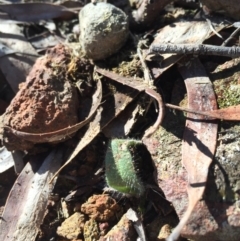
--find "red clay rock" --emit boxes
[1,44,92,151]
[81,194,120,222]
[100,214,137,241]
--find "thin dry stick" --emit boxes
[137,47,154,87]
[222,27,240,46]
[205,17,223,39]
[150,44,240,58]
[137,46,157,113]
[165,103,215,117]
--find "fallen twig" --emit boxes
[166,103,240,120]
[222,26,240,46]
[150,43,240,58]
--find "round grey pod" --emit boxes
[79,2,129,60]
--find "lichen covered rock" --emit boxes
[57,212,85,240]
[83,218,100,241]
[79,2,129,60]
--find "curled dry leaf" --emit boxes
[167,58,218,241]
[50,74,142,182]
[143,88,165,139]
[0,146,14,173]
[0,42,15,58]
[0,23,38,93]
[0,148,63,241]
[95,67,165,139]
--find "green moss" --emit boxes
[216,83,240,108]
[105,139,145,196]
[212,60,240,108]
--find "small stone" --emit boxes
[60,199,71,219]
[158,224,172,240]
[81,194,120,221]
[57,212,85,240]
[100,214,137,241]
[99,222,109,236]
[79,2,129,60]
[83,219,100,241]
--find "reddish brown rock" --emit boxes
[0,44,92,151]
[100,214,137,241]
[81,194,120,222]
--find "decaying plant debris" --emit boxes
[1,1,240,241]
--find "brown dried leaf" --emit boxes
[167,58,218,241]
[0,148,63,241]
[95,67,148,91]
[0,3,76,22]
[102,95,145,138]
[95,67,165,138]
[0,23,38,93]
[0,42,15,57]
[50,77,140,181]
[50,107,103,182]
[29,32,63,51]
[201,0,240,20]
[0,147,14,173]
[131,0,173,29]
